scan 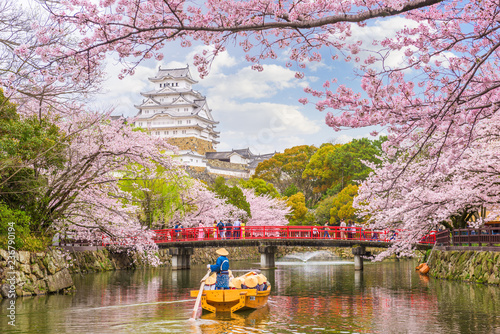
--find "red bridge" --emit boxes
[153,225,436,244]
[152,225,436,270]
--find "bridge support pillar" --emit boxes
[259,245,277,269]
[352,246,366,271]
[169,247,193,270]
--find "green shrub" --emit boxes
[20,235,51,252]
[0,202,31,250]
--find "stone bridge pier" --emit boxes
[259,245,277,269]
[169,247,193,270]
[352,246,371,271]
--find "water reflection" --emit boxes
[1,259,499,333]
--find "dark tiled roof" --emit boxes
[205,148,275,169]
[157,66,192,79]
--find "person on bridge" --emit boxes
[217,220,225,239]
[207,248,230,290]
[174,221,182,240]
[323,222,330,238]
[340,219,347,239]
[226,220,233,239]
[233,218,242,238]
[198,220,205,240]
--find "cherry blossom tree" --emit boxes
[12,0,500,256]
[1,0,103,119]
[355,115,500,258]
[17,107,182,262]
[174,180,248,226]
[242,188,291,226]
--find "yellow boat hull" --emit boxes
[190,287,271,313]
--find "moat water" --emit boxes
[2,257,500,333]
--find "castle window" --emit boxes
[187,120,191,124]
[178,120,182,124]
[173,130,178,134]
[182,130,186,134]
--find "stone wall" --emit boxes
[185,167,217,184]
[427,249,500,285]
[0,249,74,298]
[167,137,215,155]
[206,159,248,171]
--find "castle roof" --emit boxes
[149,65,197,83]
[205,149,275,169]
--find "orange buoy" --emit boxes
[419,263,430,275]
[415,263,424,270]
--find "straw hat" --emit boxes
[230,278,242,289]
[244,275,258,288]
[215,248,229,256]
[206,273,217,285]
[256,274,267,285]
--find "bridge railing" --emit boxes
[435,227,500,247]
[152,226,437,244]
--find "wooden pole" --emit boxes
[191,270,211,320]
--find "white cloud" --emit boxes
[201,64,301,100]
[91,60,157,116]
[222,101,319,133]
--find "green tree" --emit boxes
[0,89,67,231]
[286,192,308,225]
[0,202,31,250]
[283,183,299,197]
[211,177,251,217]
[254,145,318,204]
[304,138,385,198]
[119,163,191,228]
[302,143,340,194]
[328,138,384,194]
[239,177,280,198]
[329,184,362,224]
[314,195,335,224]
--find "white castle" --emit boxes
[133,65,274,178]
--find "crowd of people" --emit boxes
[169,218,384,241]
[172,219,245,240]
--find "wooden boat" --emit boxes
[190,286,271,313]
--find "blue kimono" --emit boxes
[209,256,229,289]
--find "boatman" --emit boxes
[207,248,230,290]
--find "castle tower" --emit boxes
[133,65,219,167]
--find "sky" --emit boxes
[89,16,416,154]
